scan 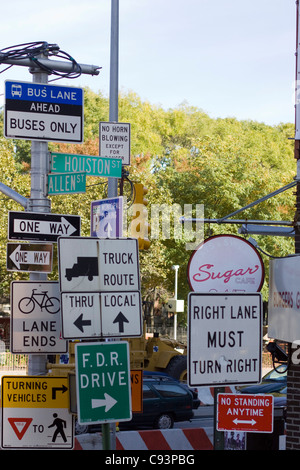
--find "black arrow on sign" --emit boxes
[74,313,92,333]
[52,385,68,400]
[113,311,129,333]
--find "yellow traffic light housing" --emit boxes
[131,183,151,250]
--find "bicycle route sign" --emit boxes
[75,341,132,425]
[1,376,73,449]
[10,281,67,354]
[8,211,81,242]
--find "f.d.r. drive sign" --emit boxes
[4,80,83,143]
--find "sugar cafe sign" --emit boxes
[187,235,264,293]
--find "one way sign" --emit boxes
[8,211,81,242]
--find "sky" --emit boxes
[0,0,297,126]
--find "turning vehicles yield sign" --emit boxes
[1,376,73,449]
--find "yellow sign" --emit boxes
[2,376,69,409]
[1,376,73,449]
[131,370,143,413]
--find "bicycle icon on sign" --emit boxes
[18,289,60,314]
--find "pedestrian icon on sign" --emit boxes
[48,413,67,442]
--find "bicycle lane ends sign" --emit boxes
[11,281,67,354]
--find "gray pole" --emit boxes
[107,0,119,199]
[103,0,119,450]
[27,61,51,376]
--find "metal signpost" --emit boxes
[4,80,84,143]
[1,376,73,449]
[75,342,131,425]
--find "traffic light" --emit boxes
[130,183,151,250]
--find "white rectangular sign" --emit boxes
[188,293,262,387]
[268,256,300,343]
[98,238,140,292]
[99,121,130,165]
[10,281,67,354]
[58,237,140,293]
[100,291,142,337]
[61,292,101,339]
[60,291,142,339]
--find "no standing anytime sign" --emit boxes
[188,293,262,387]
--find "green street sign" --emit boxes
[48,172,86,195]
[75,341,132,425]
[50,152,122,178]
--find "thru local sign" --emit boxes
[217,393,274,433]
[5,80,83,143]
[75,342,132,425]
[58,237,142,339]
[188,293,262,387]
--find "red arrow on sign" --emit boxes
[8,418,32,440]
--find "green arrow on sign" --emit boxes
[75,341,132,425]
[50,152,122,178]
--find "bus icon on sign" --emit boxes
[11,84,22,98]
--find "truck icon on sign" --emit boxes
[65,257,98,281]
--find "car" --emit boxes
[120,373,195,430]
[142,371,200,409]
[75,372,196,434]
[237,365,287,395]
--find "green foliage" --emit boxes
[0,89,296,325]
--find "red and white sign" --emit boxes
[217,393,274,433]
[187,235,264,293]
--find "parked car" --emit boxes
[143,371,200,409]
[121,373,196,429]
[237,365,287,395]
[75,372,197,434]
